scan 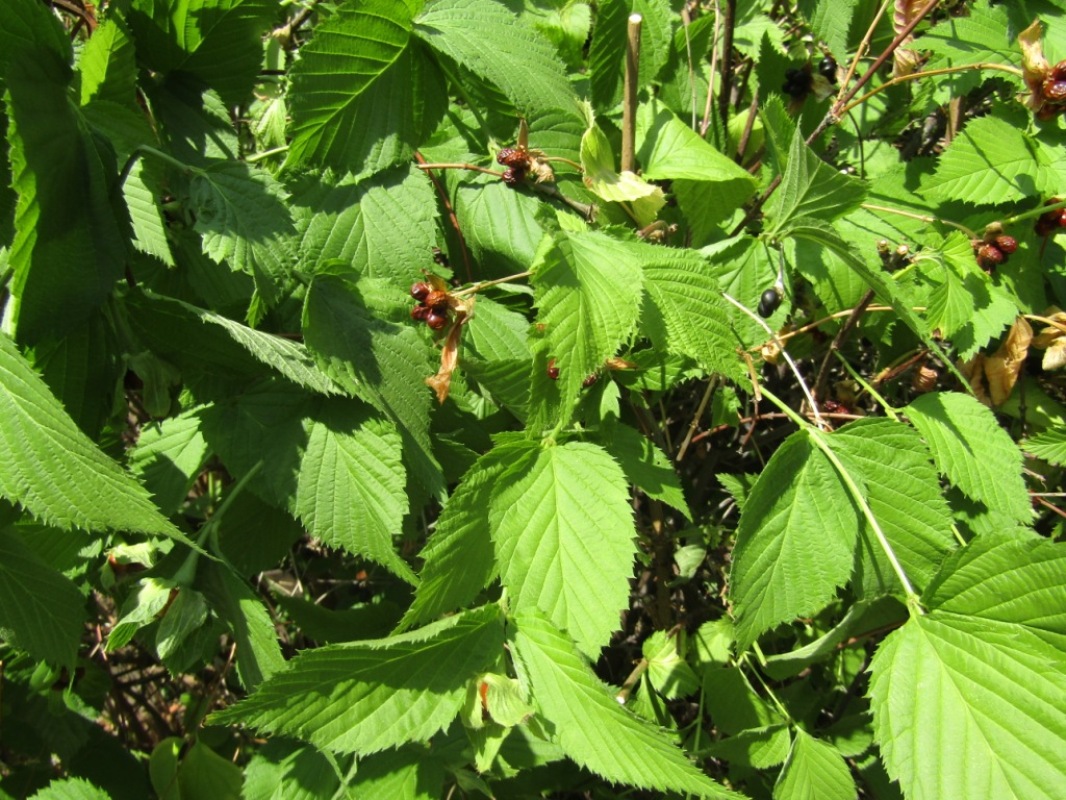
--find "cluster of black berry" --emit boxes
[410,282,451,330]
[496,147,532,187]
[758,288,782,318]
[972,231,1017,272]
[1035,198,1066,236]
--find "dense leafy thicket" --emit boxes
[1,0,1065,798]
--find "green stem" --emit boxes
[757,387,812,429]
[861,202,978,239]
[1004,198,1066,226]
[743,652,792,723]
[834,352,900,421]
[840,62,1024,116]
[244,144,290,163]
[119,145,203,189]
[808,430,922,609]
[451,270,533,298]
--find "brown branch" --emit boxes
[414,153,474,281]
[812,289,876,402]
[717,0,738,124]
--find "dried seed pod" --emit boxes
[496,147,530,168]
[995,235,1018,254]
[424,290,450,313]
[1044,77,1066,103]
[501,167,526,186]
[976,243,1005,271]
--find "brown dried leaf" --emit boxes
[958,356,991,406]
[984,316,1033,405]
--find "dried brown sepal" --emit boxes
[1032,309,1066,370]
[984,316,1033,405]
[425,305,473,404]
[892,0,925,78]
[1020,19,1052,111]
[911,364,939,393]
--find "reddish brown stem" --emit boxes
[414,153,473,281]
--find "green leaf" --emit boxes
[199,381,310,509]
[924,115,1040,205]
[904,392,1031,525]
[639,247,744,380]
[303,273,442,497]
[452,175,547,276]
[77,15,138,106]
[637,101,757,186]
[5,50,128,343]
[198,561,285,691]
[797,0,858,62]
[283,1,434,173]
[176,740,242,800]
[917,3,1019,93]
[730,431,860,650]
[129,408,210,515]
[242,739,344,800]
[588,0,672,110]
[188,160,296,305]
[414,0,580,122]
[127,0,278,106]
[401,440,533,629]
[531,231,644,415]
[510,612,743,799]
[0,0,71,78]
[490,441,636,656]
[1022,428,1066,466]
[295,399,413,583]
[212,605,505,755]
[27,311,119,439]
[768,130,866,233]
[605,423,691,519]
[773,729,856,800]
[127,290,340,396]
[923,533,1066,651]
[0,333,186,541]
[869,613,1066,800]
[350,745,446,800]
[290,165,438,282]
[828,418,957,594]
[27,777,112,800]
[636,102,758,237]
[580,123,666,214]
[763,597,906,680]
[0,526,84,668]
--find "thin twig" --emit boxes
[415,153,474,281]
[812,289,876,402]
[840,62,1023,116]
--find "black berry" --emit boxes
[783,67,812,100]
[818,57,838,84]
[758,288,782,318]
